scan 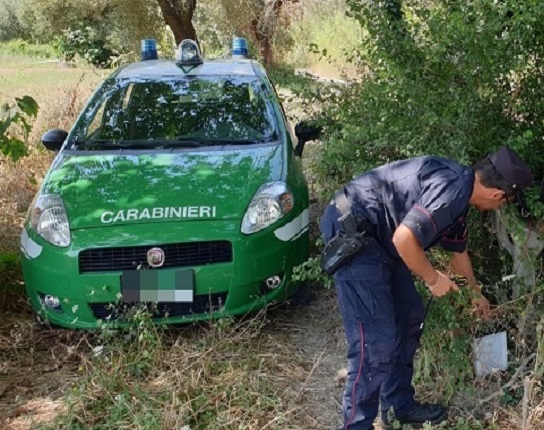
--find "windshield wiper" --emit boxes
[217,139,259,145]
[173,137,212,147]
[73,137,266,150]
[74,139,149,149]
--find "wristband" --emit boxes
[426,270,443,289]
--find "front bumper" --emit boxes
[21,217,309,329]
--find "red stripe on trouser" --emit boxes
[345,322,364,429]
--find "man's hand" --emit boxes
[427,271,459,297]
[450,275,492,319]
[471,289,491,320]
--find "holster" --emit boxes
[320,210,374,276]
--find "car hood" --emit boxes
[42,146,284,229]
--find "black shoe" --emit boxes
[381,402,447,429]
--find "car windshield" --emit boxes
[70,75,279,149]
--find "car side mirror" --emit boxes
[294,121,322,156]
[41,129,68,152]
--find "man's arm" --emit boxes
[392,224,458,297]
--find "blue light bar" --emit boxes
[232,37,249,58]
[140,39,158,61]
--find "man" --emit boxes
[319,147,533,430]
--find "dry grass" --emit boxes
[0,299,345,430]
[0,152,52,253]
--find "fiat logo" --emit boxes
[147,247,165,268]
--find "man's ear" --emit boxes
[490,188,506,201]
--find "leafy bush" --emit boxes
[0,95,39,161]
[327,0,544,173]
[57,24,118,67]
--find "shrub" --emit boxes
[57,24,118,67]
[0,95,39,161]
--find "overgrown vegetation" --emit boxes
[0,95,38,283]
[4,308,316,430]
[289,1,544,428]
[1,0,544,428]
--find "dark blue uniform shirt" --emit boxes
[344,156,475,257]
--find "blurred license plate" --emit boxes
[121,269,194,303]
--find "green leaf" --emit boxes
[0,112,16,136]
[16,95,39,117]
[19,116,32,135]
[1,137,28,161]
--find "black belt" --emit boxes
[333,188,377,238]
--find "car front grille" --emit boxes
[79,241,232,273]
[89,292,227,320]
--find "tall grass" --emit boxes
[0,39,57,60]
[281,0,364,79]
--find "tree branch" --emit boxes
[479,353,536,404]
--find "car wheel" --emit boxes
[288,281,312,306]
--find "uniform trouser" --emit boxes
[320,204,426,430]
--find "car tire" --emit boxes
[288,281,312,306]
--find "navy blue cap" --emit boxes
[489,147,534,190]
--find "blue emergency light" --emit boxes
[232,37,249,58]
[140,39,158,61]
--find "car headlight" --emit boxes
[29,194,71,247]
[241,182,294,234]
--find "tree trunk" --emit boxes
[492,208,544,299]
[156,0,197,45]
[249,0,291,70]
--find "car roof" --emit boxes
[115,58,262,80]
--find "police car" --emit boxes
[20,39,319,328]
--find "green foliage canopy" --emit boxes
[317,0,544,193]
[0,0,165,62]
[308,0,544,313]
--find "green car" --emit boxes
[20,39,320,329]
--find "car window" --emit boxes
[72,76,279,148]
